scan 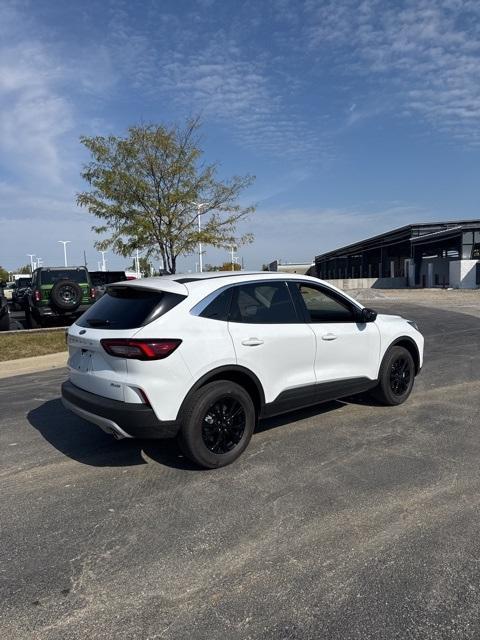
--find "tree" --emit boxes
[128,256,153,276]
[77,119,255,274]
[0,266,9,284]
[205,262,241,272]
[15,264,31,275]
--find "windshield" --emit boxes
[40,270,89,285]
[16,278,31,288]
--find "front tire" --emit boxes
[178,380,256,469]
[372,346,415,406]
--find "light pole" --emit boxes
[58,240,71,267]
[131,249,141,278]
[27,254,35,273]
[192,202,210,273]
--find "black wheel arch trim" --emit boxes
[384,336,421,374]
[176,365,266,421]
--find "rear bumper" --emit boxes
[61,380,180,439]
[34,303,92,318]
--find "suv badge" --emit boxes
[79,329,86,335]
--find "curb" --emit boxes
[1,326,67,335]
[0,351,68,379]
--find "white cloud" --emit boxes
[0,41,73,184]
[106,8,328,161]
[303,0,480,143]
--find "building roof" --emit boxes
[315,219,480,262]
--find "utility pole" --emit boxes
[83,250,87,268]
[100,251,107,272]
[27,254,35,273]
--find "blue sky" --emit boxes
[1,0,480,272]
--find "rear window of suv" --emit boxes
[76,286,185,329]
[40,269,89,285]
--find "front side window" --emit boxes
[229,282,298,324]
[294,284,355,323]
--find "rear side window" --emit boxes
[229,282,298,324]
[199,288,233,321]
[77,287,185,329]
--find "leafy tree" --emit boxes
[78,119,255,274]
[16,264,31,275]
[205,262,241,272]
[0,266,9,283]
[128,256,154,276]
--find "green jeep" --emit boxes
[25,267,96,328]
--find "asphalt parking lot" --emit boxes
[1,301,480,639]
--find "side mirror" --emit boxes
[357,307,377,323]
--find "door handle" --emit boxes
[241,338,264,346]
[321,333,337,341]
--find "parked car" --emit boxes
[0,293,10,331]
[62,272,424,469]
[24,266,96,328]
[89,271,127,299]
[11,277,32,311]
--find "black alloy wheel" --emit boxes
[371,345,416,406]
[201,396,246,454]
[178,380,256,468]
[389,356,412,396]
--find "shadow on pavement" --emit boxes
[256,399,348,433]
[27,399,196,470]
[27,396,361,471]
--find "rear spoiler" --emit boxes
[106,278,188,297]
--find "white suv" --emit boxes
[62,272,424,468]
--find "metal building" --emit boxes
[314,220,480,288]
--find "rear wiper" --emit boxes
[87,318,111,327]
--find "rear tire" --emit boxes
[372,346,415,406]
[178,380,256,469]
[0,313,9,331]
[25,308,41,329]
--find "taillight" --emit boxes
[90,287,96,299]
[34,289,41,302]
[100,339,182,360]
